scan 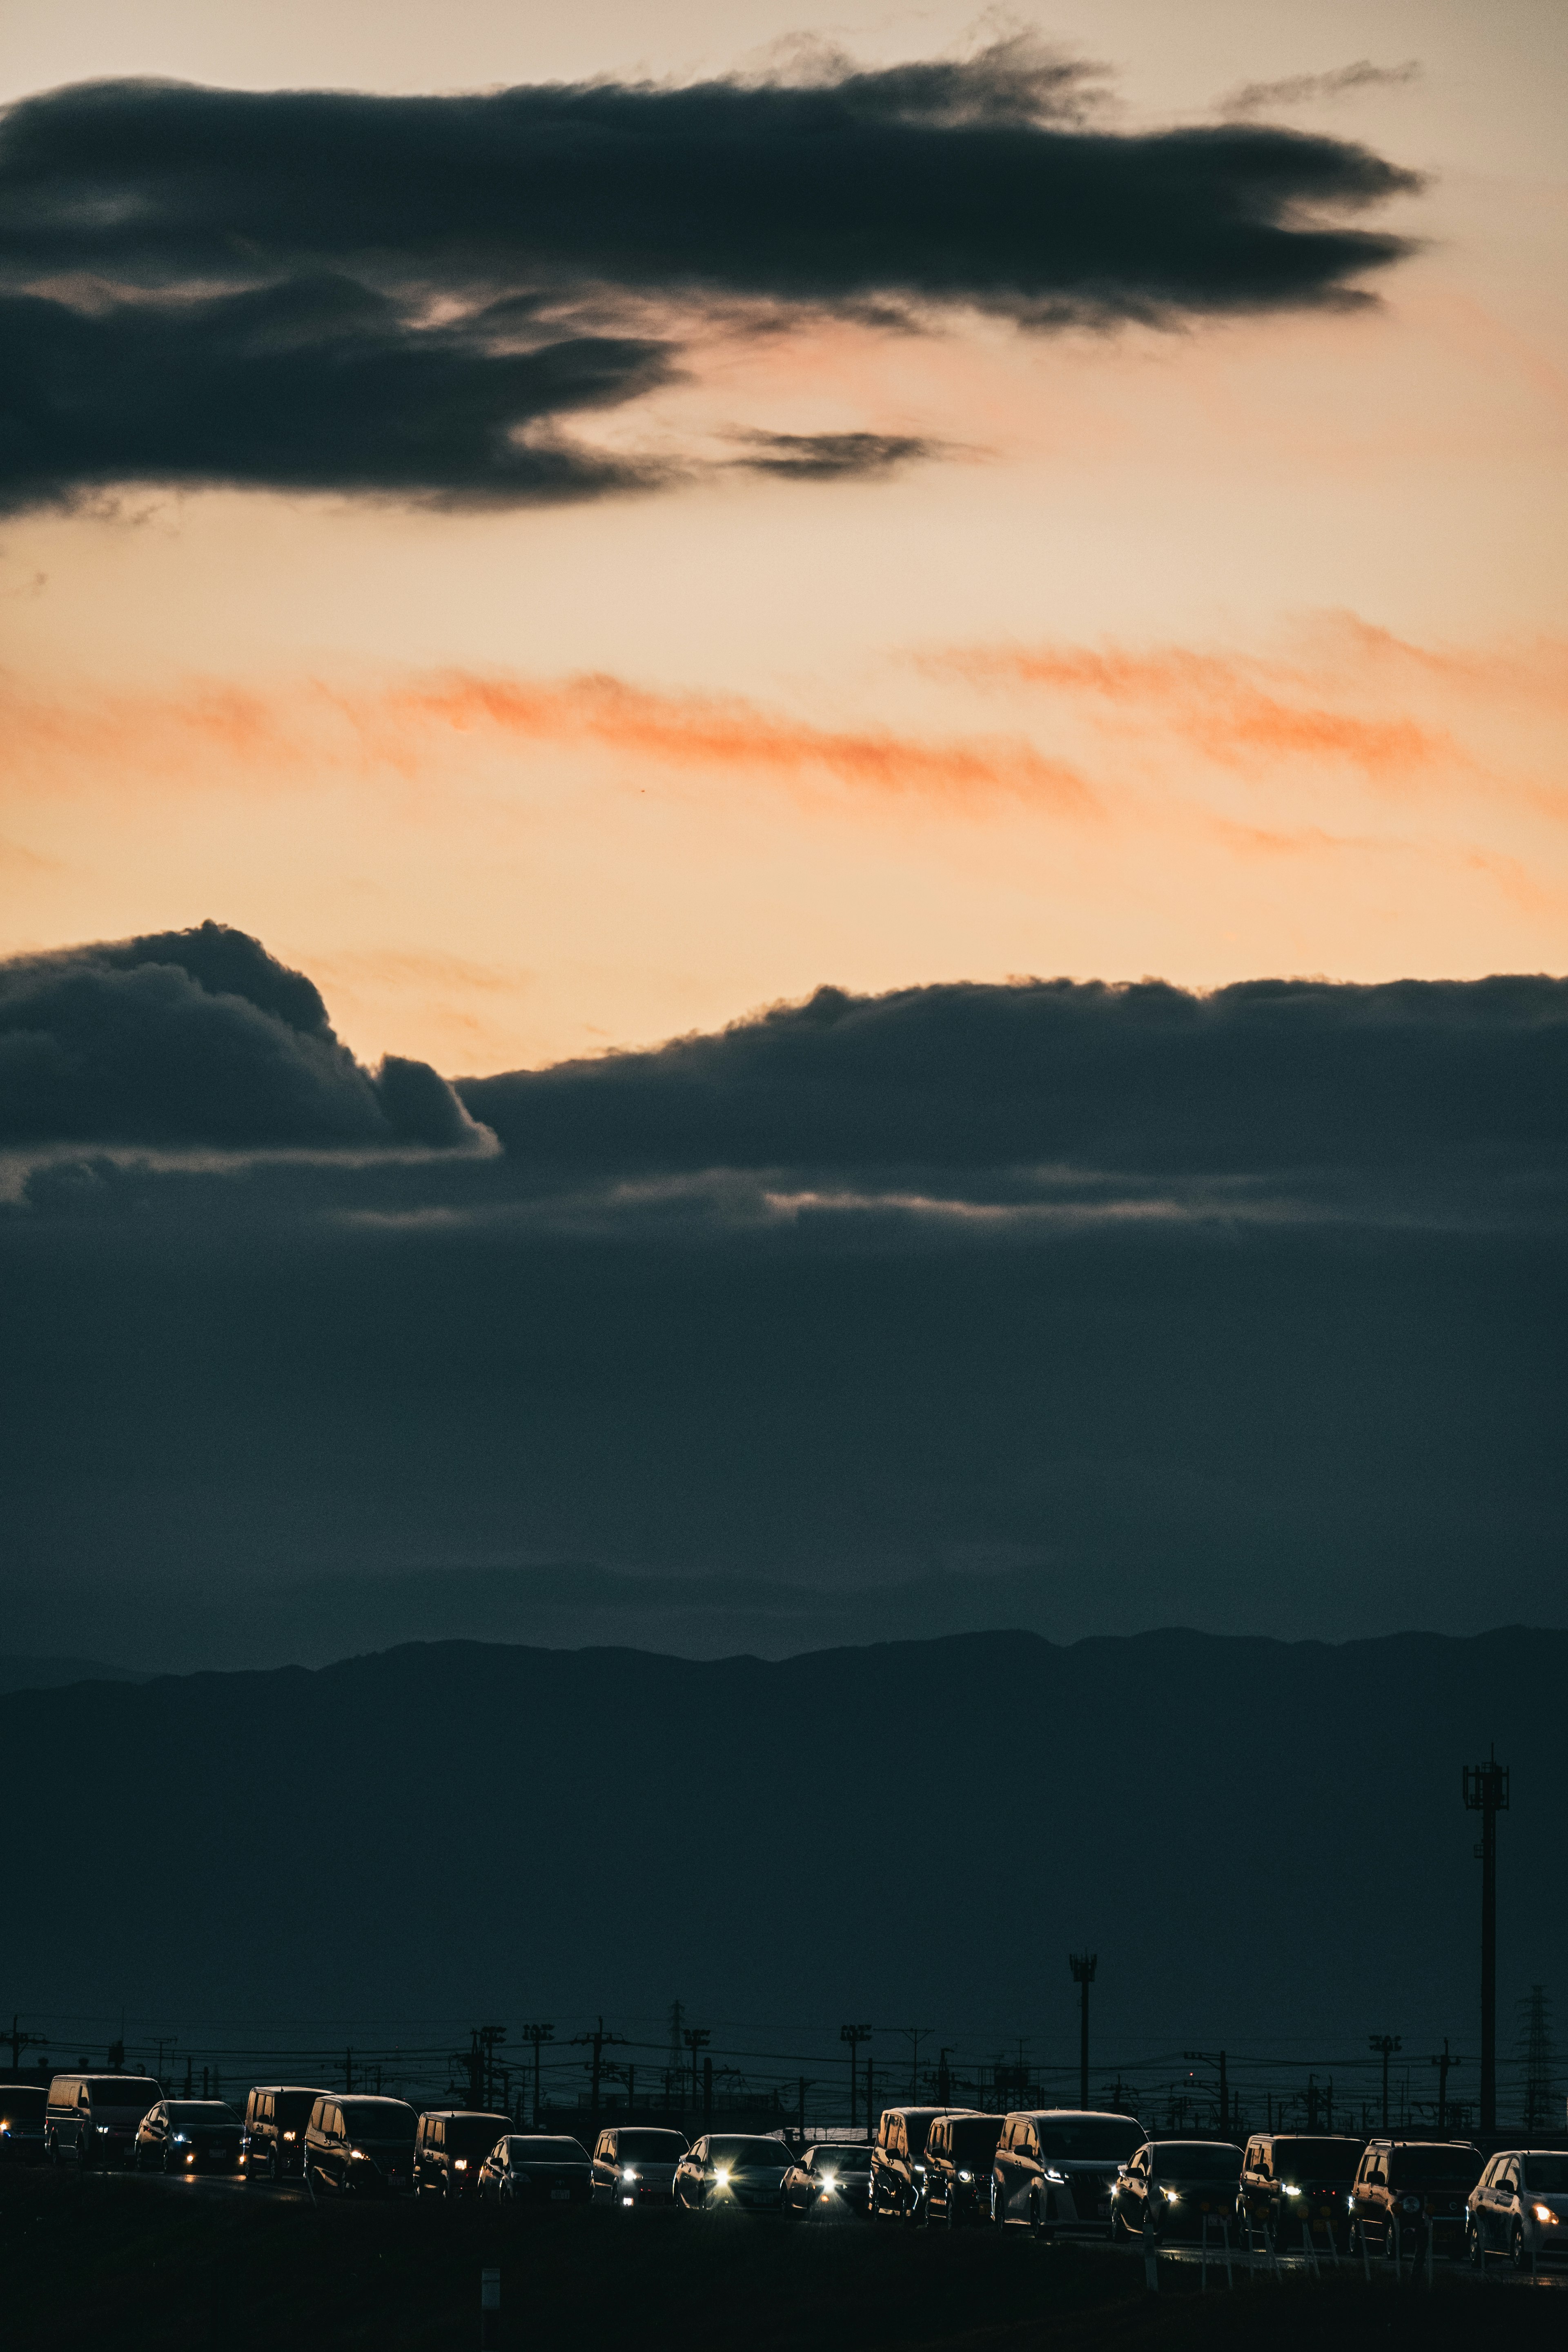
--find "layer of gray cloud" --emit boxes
[1,929,1562,1666]
[0,42,1421,512]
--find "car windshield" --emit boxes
[1390,2146,1478,2186]
[272,2092,318,2126]
[1524,2158,1568,2193]
[815,2147,871,2171]
[167,2104,240,2127]
[1037,2119,1143,2161]
[85,2079,161,2109]
[342,2103,416,2143]
[1274,2140,1361,2181]
[709,2138,787,2168]
[443,2116,511,2158]
[1151,2143,1243,2180]
[949,2118,1004,2163]
[510,2138,588,2164]
[0,2088,46,2120]
[617,2132,687,2160]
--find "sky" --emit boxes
[1,1,1565,1669]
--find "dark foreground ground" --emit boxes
[2,2172,1557,2350]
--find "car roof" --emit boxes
[1262,2131,1362,2141]
[1370,2137,1478,2149]
[1007,2108,1139,2123]
[425,2108,510,2119]
[252,2083,330,2095]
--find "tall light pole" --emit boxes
[1368,2035,1400,2133]
[841,2025,871,2129]
[1069,1953,1097,2109]
[1463,1748,1510,2134]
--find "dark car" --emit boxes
[478,2133,593,2207]
[991,2109,1144,2236]
[240,2085,326,2182]
[303,2094,418,2196]
[869,2107,946,2222]
[1350,2136,1481,2260]
[46,2074,163,2168]
[0,2083,47,2165]
[591,2126,689,2207]
[135,2100,242,2175]
[1468,2149,1568,2269]
[673,2134,792,2212]
[922,2112,1004,2227]
[413,2110,512,2200]
[780,2141,872,2220]
[1238,2133,1363,2251]
[1111,2140,1243,2241]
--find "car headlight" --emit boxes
[1283,2184,1303,2198]
[1044,2167,1065,2184]
[283,2130,296,2142]
[820,2174,837,2189]
[621,2167,638,2182]
[1534,2204,1559,2226]
[454,2159,468,2172]
[1401,2196,1421,2213]
[172,2133,189,2145]
[958,2169,973,2185]
[714,2169,730,2187]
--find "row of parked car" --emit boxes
[4,2076,1563,2269]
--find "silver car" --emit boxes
[1467,2149,1568,2268]
[991,2109,1144,2236]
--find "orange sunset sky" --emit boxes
[4,0,1565,1077]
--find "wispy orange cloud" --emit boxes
[1,667,1096,817]
[932,619,1568,805]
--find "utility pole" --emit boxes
[570,2019,627,2127]
[682,2027,710,2112]
[1463,1747,1509,2135]
[936,2049,952,2107]
[1069,1953,1097,2108]
[7,2016,45,2074]
[1368,2036,1400,2133]
[470,2025,506,2109]
[895,2025,932,2096]
[520,2025,553,2126]
[840,2025,871,2129]
[1183,2051,1229,2136]
[1428,2039,1463,2134]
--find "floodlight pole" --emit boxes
[1463,1747,1510,2134]
[1069,1953,1097,2109]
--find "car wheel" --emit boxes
[267,2148,279,2183]
[993,2183,1006,2230]
[1510,2220,1526,2271]
[1466,2218,1482,2268]
[1030,2192,1047,2242]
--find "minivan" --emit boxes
[302,2094,418,2196]
[240,2085,327,2181]
[45,2073,163,2167]
[413,2110,512,2199]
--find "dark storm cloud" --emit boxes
[0,45,1421,511]
[0,279,673,512]
[0,920,480,1147]
[456,973,1568,1190]
[3,931,1562,1667]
